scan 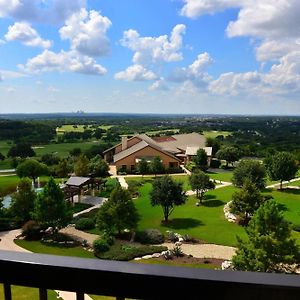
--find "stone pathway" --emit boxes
[117,176,128,189]
[60,226,99,246]
[0,229,93,300]
[73,197,107,218]
[162,242,236,260]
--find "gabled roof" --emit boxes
[186,146,213,156]
[103,135,142,154]
[66,177,91,187]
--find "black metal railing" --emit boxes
[0,250,300,300]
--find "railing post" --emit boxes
[3,283,12,300]
[39,288,48,300]
[76,292,84,300]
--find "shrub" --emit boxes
[167,231,178,242]
[172,245,184,257]
[210,159,221,168]
[75,218,95,230]
[22,220,42,240]
[93,238,110,253]
[0,217,18,232]
[135,229,164,244]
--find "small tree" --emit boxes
[233,160,266,190]
[137,158,149,176]
[89,155,109,177]
[7,143,35,158]
[10,178,36,224]
[69,147,82,157]
[206,137,220,156]
[232,200,299,272]
[216,146,240,167]
[264,152,298,190]
[17,159,48,185]
[74,155,89,177]
[55,158,71,178]
[150,156,165,176]
[230,181,271,225]
[0,152,5,161]
[33,178,71,230]
[193,148,208,171]
[97,185,140,235]
[150,175,186,222]
[189,170,215,204]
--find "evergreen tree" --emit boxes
[89,155,109,177]
[232,200,299,273]
[150,175,186,222]
[10,178,36,224]
[193,148,208,171]
[74,155,90,177]
[189,170,215,204]
[33,178,71,230]
[55,159,71,178]
[97,185,140,235]
[137,158,149,176]
[150,156,165,176]
[264,152,298,189]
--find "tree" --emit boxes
[97,185,140,235]
[10,178,36,224]
[150,175,187,222]
[33,178,71,230]
[0,152,5,161]
[55,159,71,178]
[193,148,208,171]
[93,128,106,139]
[7,143,35,158]
[137,158,149,176]
[232,160,266,190]
[189,170,215,204]
[230,181,271,225]
[40,153,60,166]
[216,146,240,167]
[150,156,165,175]
[16,159,48,185]
[74,155,89,176]
[232,200,299,272]
[264,152,298,190]
[206,137,220,156]
[89,155,109,177]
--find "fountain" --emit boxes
[31,180,34,190]
[37,177,40,188]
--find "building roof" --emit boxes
[186,146,212,156]
[66,177,91,187]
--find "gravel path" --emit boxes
[60,226,99,246]
[163,242,236,260]
[266,177,300,189]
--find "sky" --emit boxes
[0,0,299,115]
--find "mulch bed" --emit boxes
[155,255,223,267]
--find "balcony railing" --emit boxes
[0,250,300,300]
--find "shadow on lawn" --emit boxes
[163,218,203,230]
[202,200,225,207]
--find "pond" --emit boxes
[2,188,44,209]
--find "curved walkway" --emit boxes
[266,177,300,189]
[163,242,236,260]
[0,229,93,300]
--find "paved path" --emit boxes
[60,227,98,246]
[163,242,236,260]
[0,229,93,300]
[117,176,128,189]
[73,197,107,218]
[266,177,300,189]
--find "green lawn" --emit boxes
[203,131,231,139]
[0,141,12,156]
[135,183,246,246]
[207,171,233,183]
[15,240,95,258]
[0,285,61,300]
[288,180,300,187]
[146,128,180,136]
[56,124,113,135]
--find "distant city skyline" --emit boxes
[0,0,299,115]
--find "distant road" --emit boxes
[0,169,15,173]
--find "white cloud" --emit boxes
[59,8,111,57]
[0,39,5,45]
[0,69,26,80]
[121,24,186,65]
[0,0,86,25]
[5,22,51,48]
[115,64,157,81]
[47,86,60,93]
[7,86,16,93]
[169,52,213,88]
[19,49,107,75]
[149,78,169,91]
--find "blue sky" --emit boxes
[0,0,299,115]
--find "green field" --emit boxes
[288,180,300,187]
[0,141,11,156]
[146,129,180,136]
[56,124,113,135]
[203,131,231,139]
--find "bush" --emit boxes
[172,245,184,257]
[135,229,164,244]
[75,218,95,230]
[96,243,167,261]
[0,217,18,232]
[22,220,42,240]
[93,238,110,253]
[167,231,178,242]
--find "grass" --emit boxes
[202,131,231,139]
[71,202,93,214]
[207,171,233,183]
[135,183,246,246]
[14,239,95,258]
[0,285,62,300]
[56,124,113,135]
[146,128,180,136]
[288,180,300,187]
[0,140,12,156]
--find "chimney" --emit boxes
[121,135,128,151]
